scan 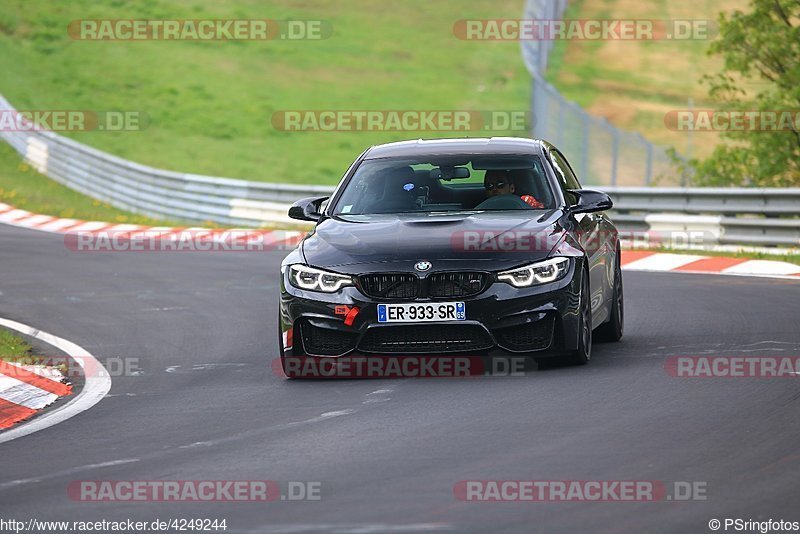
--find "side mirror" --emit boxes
[568,189,613,214]
[288,196,329,222]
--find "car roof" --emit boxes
[363,137,549,160]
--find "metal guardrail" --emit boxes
[601,187,800,247]
[0,94,334,226]
[603,187,800,216]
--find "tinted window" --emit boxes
[550,150,581,205]
[332,156,555,215]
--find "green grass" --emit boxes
[0,327,33,364]
[0,327,71,376]
[0,142,185,225]
[0,0,531,185]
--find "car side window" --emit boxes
[549,150,581,206]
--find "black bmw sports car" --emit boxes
[279,137,623,376]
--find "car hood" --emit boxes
[300,210,567,274]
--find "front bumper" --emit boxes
[279,259,584,359]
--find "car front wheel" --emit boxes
[563,270,592,365]
[595,249,624,343]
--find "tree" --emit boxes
[687,0,799,186]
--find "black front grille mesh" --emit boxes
[428,272,488,298]
[359,324,494,354]
[300,321,357,356]
[359,273,418,299]
[494,316,554,352]
[359,272,489,299]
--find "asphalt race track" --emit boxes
[1,223,799,533]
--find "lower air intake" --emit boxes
[359,324,494,354]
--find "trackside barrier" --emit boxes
[601,187,800,247]
[0,94,333,226]
[1,94,796,245]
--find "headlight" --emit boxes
[288,264,353,293]
[497,257,570,287]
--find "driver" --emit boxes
[484,170,544,208]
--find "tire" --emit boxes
[562,270,592,366]
[595,249,624,343]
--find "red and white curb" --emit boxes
[1,202,798,278]
[620,251,800,279]
[0,318,111,443]
[0,360,71,429]
[0,202,305,248]
[0,203,113,234]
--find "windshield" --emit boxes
[331,156,555,215]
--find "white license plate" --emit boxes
[377,302,466,323]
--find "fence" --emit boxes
[521,0,679,187]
